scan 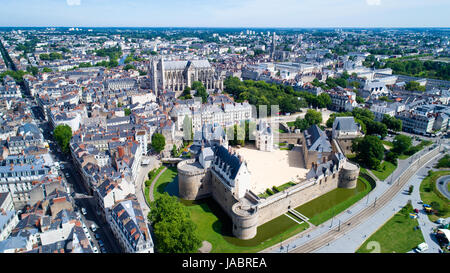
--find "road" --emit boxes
[436,175,450,200]
[31,101,121,253]
[315,153,446,253]
[262,140,447,253]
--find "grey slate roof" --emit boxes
[333,116,358,132]
[304,125,332,152]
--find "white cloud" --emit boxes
[366,0,381,5]
[67,0,81,6]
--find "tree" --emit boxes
[124,108,131,116]
[352,135,385,169]
[123,64,136,71]
[42,67,52,73]
[385,151,399,165]
[405,81,426,92]
[192,81,208,103]
[172,144,178,157]
[304,109,322,126]
[53,124,72,154]
[393,134,412,154]
[316,93,332,108]
[148,193,201,253]
[382,114,402,132]
[361,117,388,138]
[151,133,166,154]
[294,118,310,131]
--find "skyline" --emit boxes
[0,0,449,28]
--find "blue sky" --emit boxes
[1,0,449,27]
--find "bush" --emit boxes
[430,201,440,210]
[272,186,280,193]
[385,151,399,165]
[266,188,274,195]
[145,180,152,187]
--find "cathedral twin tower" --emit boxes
[149,58,224,96]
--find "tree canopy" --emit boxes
[148,193,201,253]
[294,109,323,131]
[382,114,402,132]
[224,76,305,115]
[352,135,385,169]
[392,134,412,155]
[53,124,72,154]
[151,133,166,154]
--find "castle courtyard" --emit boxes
[234,145,308,194]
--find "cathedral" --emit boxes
[149,58,224,96]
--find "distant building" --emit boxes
[150,58,223,96]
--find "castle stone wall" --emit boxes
[256,171,340,227]
[177,159,212,200]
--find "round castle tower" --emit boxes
[178,159,211,200]
[338,160,360,189]
[231,201,258,240]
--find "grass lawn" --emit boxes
[152,166,178,200]
[371,161,397,181]
[286,121,295,127]
[295,176,375,226]
[382,140,394,148]
[277,181,296,192]
[398,154,410,160]
[182,198,309,253]
[419,170,450,222]
[356,203,424,253]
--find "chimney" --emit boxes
[118,146,125,158]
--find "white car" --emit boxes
[81,208,87,215]
[92,246,99,253]
[415,242,428,253]
[90,224,97,232]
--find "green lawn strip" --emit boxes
[295,177,374,226]
[398,154,410,160]
[371,161,397,181]
[183,198,309,253]
[382,140,394,148]
[356,203,424,253]
[286,121,295,127]
[152,166,178,200]
[277,182,296,192]
[419,170,450,222]
[144,186,151,205]
[148,165,164,180]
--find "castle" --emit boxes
[177,124,360,240]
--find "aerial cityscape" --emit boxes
[0,1,449,260]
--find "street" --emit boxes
[30,99,121,253]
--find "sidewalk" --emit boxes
[263,142,447,253]
[135,156,159,217]
[315,154,444,253]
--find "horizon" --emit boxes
[1,0,449,28]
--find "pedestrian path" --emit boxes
[314,152,444,253]
[262,143,445,253]
[149,166,167,202]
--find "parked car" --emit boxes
[90,223,97,232]
[98,240,104,247]
[92,246,99,253]
[415,242,428,253]
[95,233,101,240]
[81,207,87,215]
[100,247,107,253]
